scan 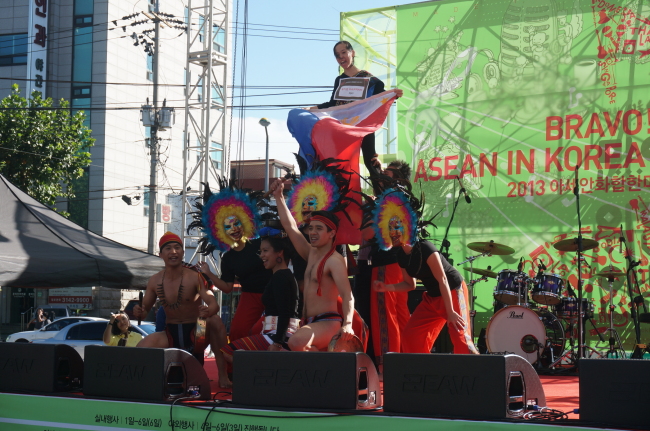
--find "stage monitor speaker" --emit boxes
[0,343,83,393]
[233,351,380,410]
[83,346,210,402]
[383,353,546,420]
[579,358,650,429]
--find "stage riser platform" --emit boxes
[0,393,628,431]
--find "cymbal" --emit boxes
[553,237,598,252]
[595,266,625,278]
[463,267,497,278]
[467,241,515,255]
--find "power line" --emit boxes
[0,77,331,90]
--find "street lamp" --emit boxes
[259,118,271,191]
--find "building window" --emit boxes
[210,141,223,170]
[146,54,153,81]
[68,0,94,229]
[0,33,28,66]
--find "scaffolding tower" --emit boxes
[182,0,232,262]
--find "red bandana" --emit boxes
[310,215,337,296]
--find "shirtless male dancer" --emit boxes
[134,232,232,388]
[271,178,355,351]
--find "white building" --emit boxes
[0,0,230,321]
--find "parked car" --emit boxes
[135,322,157,335]
[6,317,108,343]
[35,305,73,321]
[32,321,148,359]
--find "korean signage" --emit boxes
[157,203,172,223]
[344,0,650,349]
[49,287,93,309]
[26,0,48,96]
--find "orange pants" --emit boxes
[370,264,410,359]
[401,280,478,354]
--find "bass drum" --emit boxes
[486,305,565,365]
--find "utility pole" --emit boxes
[132,2,181,253]
[147,0,161,254]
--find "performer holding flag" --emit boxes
[310,41,402,177]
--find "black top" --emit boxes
[220,238,272,294]
[395,240,463,297]
[262,269,300,344]
[370,244,398,268]
[317,70,385,109]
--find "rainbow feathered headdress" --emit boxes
[360,180,437,251]
[187,178,265,254]
[286,155,355,225]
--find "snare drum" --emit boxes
[554,297,594,320]
[531,274,564,305]
[494,270,528,305]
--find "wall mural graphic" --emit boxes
[346,0,650,353]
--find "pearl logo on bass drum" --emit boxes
[507,310,524,319]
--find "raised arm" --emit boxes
[271,178,311,260]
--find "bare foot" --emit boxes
[219,373,232,389]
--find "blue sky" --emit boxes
[230,0,398,165]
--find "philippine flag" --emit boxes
[287,90,398,245]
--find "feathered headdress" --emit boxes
[360,180,438,251]
[286,155,355,225]
[187,178,265,254]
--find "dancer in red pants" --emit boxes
[368,186,478,355]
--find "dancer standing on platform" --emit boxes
[312,41,387,176]
[134,232,232,388]
[364,161,412,367]
[271,178,355,351]
[187,180,272,343]
[220,228,301,360]
[368,187,478,354]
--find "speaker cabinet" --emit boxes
[383,353,545,419]
[83,346,210,402]
[0,343,83,393]
[579,358,650,428]
[233,351,380,410]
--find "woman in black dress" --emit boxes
[220,229,301,361]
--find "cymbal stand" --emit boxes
[457,251,491,338]
[602,274,626,358]
[549,319,577,369]
[619,225,648,358]
[573,164,587,359]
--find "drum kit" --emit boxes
[461,238,625,369]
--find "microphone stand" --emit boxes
[441,186,473,335]
[620,226,647,357]
[573,166,586,359]
[440,187,465,265]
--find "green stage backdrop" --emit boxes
[344,0,650,353]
